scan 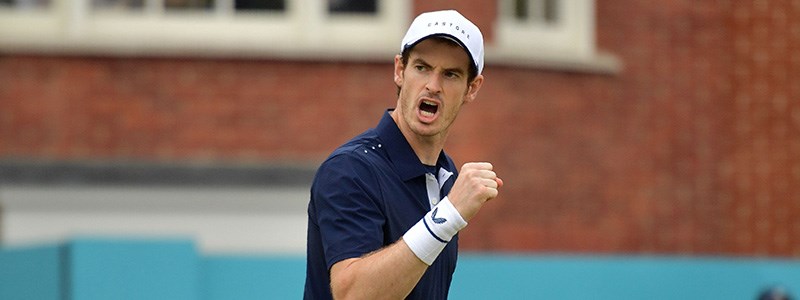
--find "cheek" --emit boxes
[446,82,470,100]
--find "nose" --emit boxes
[425,73,443,94]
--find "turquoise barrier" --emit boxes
[0,238,200,300]
[201,255,305,299]
[1,238,798,299]
[451,254,800,299]
[0,244,62,300]
[68,239,199,300]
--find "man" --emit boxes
[305,10,502,299]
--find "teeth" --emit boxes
[420,100,438,118]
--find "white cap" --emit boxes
[400,10,485,75]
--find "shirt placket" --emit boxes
[425,168,454,210]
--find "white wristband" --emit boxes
[403,197,467,265]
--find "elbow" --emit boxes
[330,273,356,300]
[329,257,360,299]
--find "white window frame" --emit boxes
[490,0,619,73]
[0,0,409,61]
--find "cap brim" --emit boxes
[402,34,477,74]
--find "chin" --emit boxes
[410,123,442,137]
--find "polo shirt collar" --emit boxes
[376,109,451,181]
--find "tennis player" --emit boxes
[305,10,502,299]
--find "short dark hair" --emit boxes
[396,37,479,95]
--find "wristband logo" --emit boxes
[431,207,447,224]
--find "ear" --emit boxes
[463,74,484,104]
[393,54,404,87]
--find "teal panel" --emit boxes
[0,244,63,300]
[201,255,305,300]
[67,238,199,300]
[450,254,800,300]
[5,238,799,300]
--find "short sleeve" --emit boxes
[309,152,385,269]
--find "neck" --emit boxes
[407,133,445,166]
[391,111,446,166]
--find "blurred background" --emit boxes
[1,0,799,299]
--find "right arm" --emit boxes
[330,239,427,299]
[328,162,502,299]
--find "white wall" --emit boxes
[0,185,309,254]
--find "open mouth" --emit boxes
[419,100,439,118]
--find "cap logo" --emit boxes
[427,22,470,39]
[402,10,483,74]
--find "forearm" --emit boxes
[330,239,427,299]
[330,197,467,299]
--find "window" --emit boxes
[235,0,285,11]
[93,0,145,10]
[511,0,558,25]
[329,0,376,14]
[89,0,287,12]
[0,0,50,10]
[0,0,407,60]
[492,0,618,72]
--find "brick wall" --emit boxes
[0,58,392,162]
[726,0,800,256]
[1,1,798,257]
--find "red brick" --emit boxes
[1,1,799,258]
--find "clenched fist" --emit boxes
[446,162,503,222]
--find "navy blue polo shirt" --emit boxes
[304,110,459,300]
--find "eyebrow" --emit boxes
[411,57,467,76]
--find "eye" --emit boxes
[414,65,427,72]
[444,71,460,79]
